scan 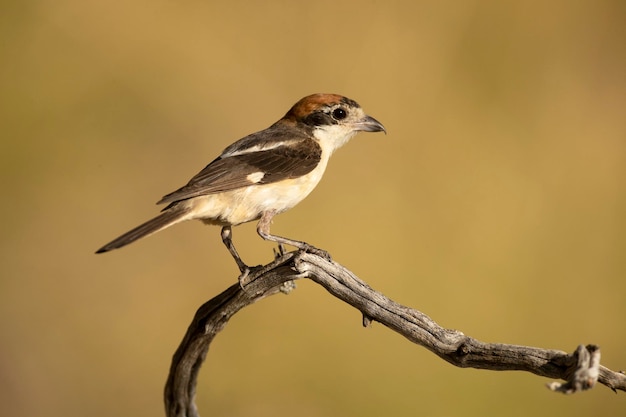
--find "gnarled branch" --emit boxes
[164,251,626,417]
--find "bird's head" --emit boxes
[282,93,385,153]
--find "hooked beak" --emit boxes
[353,115,386,134]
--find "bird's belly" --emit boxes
[186,160,327,226]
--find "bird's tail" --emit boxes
[96,208,190,253]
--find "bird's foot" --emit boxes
[273,243,287,259]
[237,267,250,288]
[237,264,262,288]
[299,243,331,261]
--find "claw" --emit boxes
[238,267,251,288]
[301,244,331,261]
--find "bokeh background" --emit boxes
[2,1,625,416]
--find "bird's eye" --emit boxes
[332,108,347,120]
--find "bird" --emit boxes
[96,93,385,275]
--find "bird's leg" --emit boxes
[257,211,331,260]
[220,226,249,273]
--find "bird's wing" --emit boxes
[157,136,321,205]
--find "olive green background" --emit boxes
[2,1,625,416]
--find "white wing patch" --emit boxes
[246,171,265,184]
[224,141,286,157]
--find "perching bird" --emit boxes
[96,93,385,274]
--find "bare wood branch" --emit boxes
[164,251,626,417]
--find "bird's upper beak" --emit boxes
[353,115,386,134]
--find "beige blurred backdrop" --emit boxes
[2,1,625,416]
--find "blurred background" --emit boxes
[1,1,625,416]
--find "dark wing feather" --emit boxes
[157,137,321,205]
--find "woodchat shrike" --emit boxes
[96,93,385,274]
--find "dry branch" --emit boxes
[164,250,625,417]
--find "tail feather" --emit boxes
[96,208,190,253]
